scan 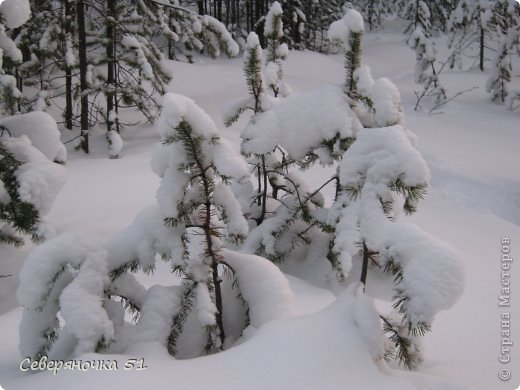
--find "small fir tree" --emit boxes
[486,36,511,102]
[328,9,365,101]
[264,1,291,98]
[334,125,463,370]
[17,93,294,360]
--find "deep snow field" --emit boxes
[1,23,519,390]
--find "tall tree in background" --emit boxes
[77,0,89,153]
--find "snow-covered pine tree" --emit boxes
[150,1,240,62]
[328,9,366,102]
[486,36,512,103]
[239,83,361,279]
[224,32,280,227]
[264,1,291,98]
[237,10,402,281]
[153,92,254,354]
[17,92,293,360]
[349,0,394,31]
[279,0,306,50]
[77,0,172,157]
[485,0,519,103]
[328,9,377,126]
[334,125,464,369]
[0,0,29,116]
[447,0,494,71]
[13,1,74,117]
[0,1,66,247]
[408,2,446,110]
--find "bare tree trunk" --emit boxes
[64,1,74,130]
[360,241,369,291]
[77,0,89,153]
[479,26,484,71]
[106,0,115,134]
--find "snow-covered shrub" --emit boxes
[18,93,294,361]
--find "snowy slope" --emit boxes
[1,23,519,390]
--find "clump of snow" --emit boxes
[264,2,283,38]
[0,179,9,203]
[196,283,218,327]
[107,130,123,159]
[241,85,361,162]
[157,93,218,141]
[59,249,114,356]
[354,65,375,97]
[2,135,66,215]
[214,183,249,240]
[351,286,386,361]
[222,249,295,327]
[0,0,31,29]
[367,219,465,325]
[107,205,185,272]
[121,35,154,80]
[328,9,365,47]
[201,15,240,57]
[0,25,22,62]
[0,111,67,163]
[340,126,430,191]
[372,78,404,127]
[17,233,106,310]
[133,285,181,345]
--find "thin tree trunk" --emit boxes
[360,241,369,291]
[77,0,89,153]
[64,0,73,130]
[217,0,222,21]
[479,26,484,71]
[106,0,115,134]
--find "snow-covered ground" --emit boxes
[1,24,519,390]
